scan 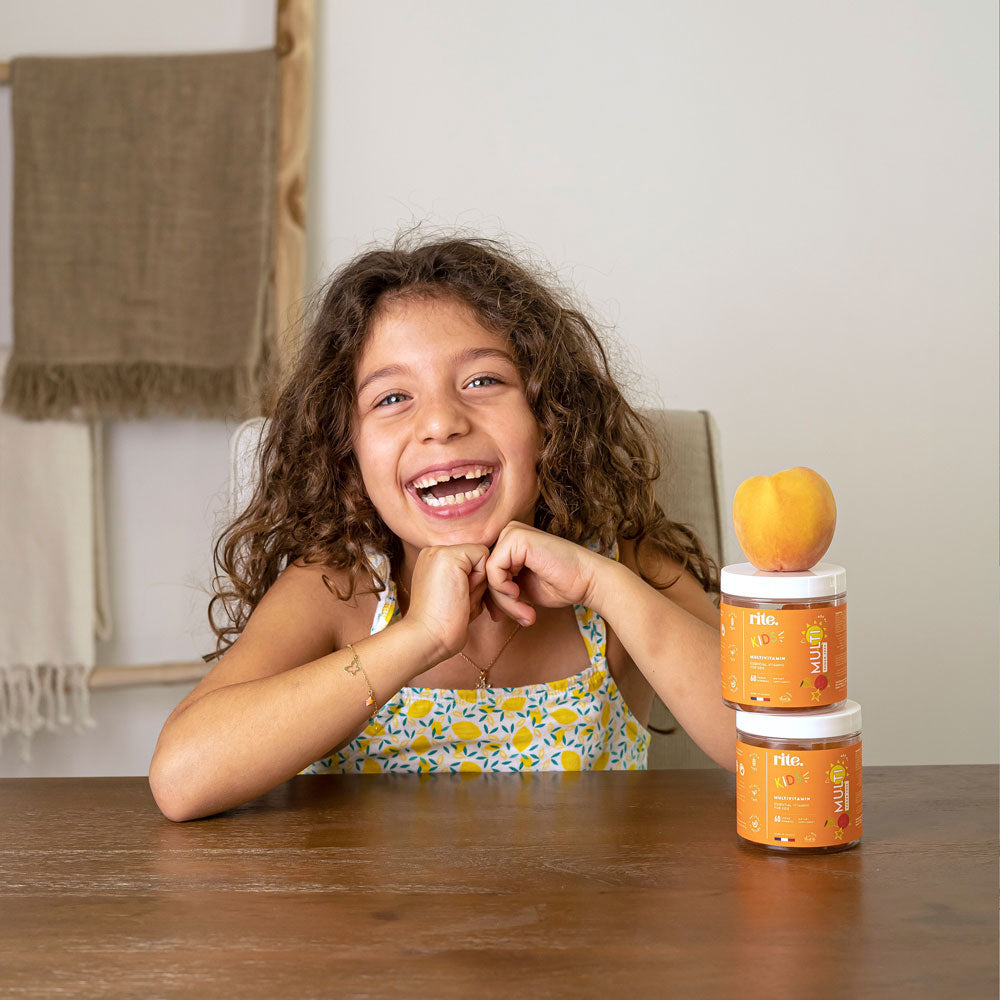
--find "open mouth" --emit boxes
[408,465,496,509]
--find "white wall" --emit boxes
[1,0,996,775]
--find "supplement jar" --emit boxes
[721,562,847,711]
[735,699,862,853]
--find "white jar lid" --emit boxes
[736,699,862,740]
[721,561,846,599]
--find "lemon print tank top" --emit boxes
[302,538,652,774]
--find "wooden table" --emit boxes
[0,766,995,998]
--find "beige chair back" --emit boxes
[642,409,735,768]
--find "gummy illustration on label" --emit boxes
[736,741,862,849]
[721,603,846,708]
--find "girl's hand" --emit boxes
[485,521,604,627]
[402,543,490,663]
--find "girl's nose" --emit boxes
[415,393,471,442]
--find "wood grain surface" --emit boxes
[271,0,313,380]
[0,766,995,999]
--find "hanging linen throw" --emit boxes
[0,348,112,760]
[2,50,279,421]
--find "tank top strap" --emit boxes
[366,547,400,635]
[572,536,619,666]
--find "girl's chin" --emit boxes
[403,522,501,551]
[391,494,538,554]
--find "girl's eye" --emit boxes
[376,392,409,408]
[374,377,500,408]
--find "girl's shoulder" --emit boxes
[616,535,719,628]
[169,561,377,723]
[278,557,381,645]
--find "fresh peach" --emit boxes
[733,467,837,571]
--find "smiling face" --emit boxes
[353,294,541,561]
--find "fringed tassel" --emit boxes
[68,666,97,734]
[0,665,97,762]
[54,665,69,726]
[1,360,267,422]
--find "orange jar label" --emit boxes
[721,602,847,709]
[736,740,862,849]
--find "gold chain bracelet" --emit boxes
[343,642,379,721]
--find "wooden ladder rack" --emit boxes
[2,0,314,690]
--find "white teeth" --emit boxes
[410,466,492,490]
[418,478,491,508]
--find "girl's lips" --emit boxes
[406,468,500,520]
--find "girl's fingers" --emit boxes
[485,543,524,594]
[407,543,492,650]
[460,544,489,578]
[486,526,536,624]
[469,574,488,614]
[467,548,491,617]
[468,564,487,594]
[408,539,539,637]
[487,581,536,627]
[484,592,502,623]
[484,569,532,625]
[486,520,596,621]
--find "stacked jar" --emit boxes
[721,562,862,852]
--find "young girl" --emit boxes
[149,232,736,821]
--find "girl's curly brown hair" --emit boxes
[207,229,719,661]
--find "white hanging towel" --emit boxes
[0,348,112,759]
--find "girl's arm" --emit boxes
[149,576,438,822]
[150,544,490,821]
[596,541,736,772]
[485,523,736,772]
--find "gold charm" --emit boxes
[460,622,520,691]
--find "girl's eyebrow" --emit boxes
[356,347,515,398]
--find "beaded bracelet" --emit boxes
[343,642,379,720]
